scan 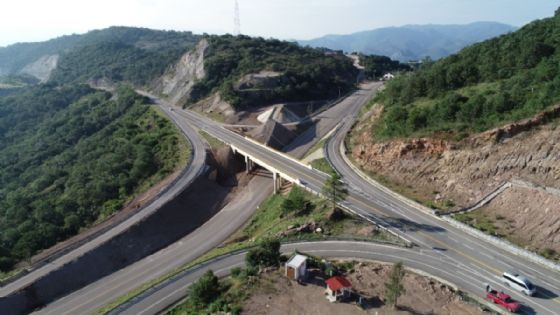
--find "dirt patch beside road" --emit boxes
[242,261,484,315]
[456,186,560,261]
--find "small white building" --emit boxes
[285,254,308,281]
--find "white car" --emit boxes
[502,271,537,296]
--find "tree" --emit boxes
[385,261,406,309]
[246,238,281,269]
[321,171,348,210]
[189,270,221,307]
[281,185,307,215]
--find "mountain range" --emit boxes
[299,22,517,61]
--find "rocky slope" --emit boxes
[18,54,59,82]
[350,105,560,208]
[151,39,208,105]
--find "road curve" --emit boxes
[113,241,501,315]
[0,101,207,299]
[324,88,560,315]
[28,86,376,314]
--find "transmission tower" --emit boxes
[234,0,241,35]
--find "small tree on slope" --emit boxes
[385,261,406,309]
[321,171,348,210]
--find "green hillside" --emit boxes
[0,27,199,86]
[0,85,188,272]
[189,35,359,108]
[374,8,560,139]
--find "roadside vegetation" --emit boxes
[189,35,358,108]
[168,239,282,315]
[0,85,189,272]
[373,8,560,139]
[359,54,411,80]
[310,158,336,174]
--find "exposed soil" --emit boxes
[350,105,560,210]
[465,186,560,256]
[242,262,484,315]
[350,105,560,260]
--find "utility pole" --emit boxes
[234,0,241,36]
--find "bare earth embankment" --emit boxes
[349,105,560,258]
[242,262,484,315]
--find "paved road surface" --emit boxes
[176,86,560,315]
[0,104,207,299]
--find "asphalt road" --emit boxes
[29,87,367,314]
[0,103,207,299]
[176,85,560,315]
[323,84,560,315]
[116,241,499,315]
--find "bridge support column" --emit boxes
[245,156,251,174]
[273,172,279,194]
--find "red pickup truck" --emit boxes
[486,288,521,313]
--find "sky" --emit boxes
[0,0,558,47]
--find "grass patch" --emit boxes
[309,158,335,175]
[455,211,500,236]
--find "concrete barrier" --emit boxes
[442,216,560,272]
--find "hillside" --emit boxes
[374,11,560,139]
[0,27,199,85]
[154,35,359,109]
[349,9,560,260]
[0,85,189,272]
[299,22,516,61]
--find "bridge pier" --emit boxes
[245,156,252,174]
[273,172,281,194]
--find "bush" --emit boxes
[246,238,281,269]
[189,270,221,307]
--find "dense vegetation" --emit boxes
[374,8,560,139]
[50,28,199,86]
[359,54,411,80]
[0,85,187,271]
[190,35,358,108]
[0,27,199,86]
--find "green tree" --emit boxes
[189,270,221,307]
[281,185,307,215]
[321,171,348,210]
[246,238,281,269]
[385,261,406,309]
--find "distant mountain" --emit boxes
[299,22,517,61]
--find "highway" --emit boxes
[17,83,560,315]
[0,102,207,299]
[28,86,374,314]
[174,85,560,315]
[323,85,560,314]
